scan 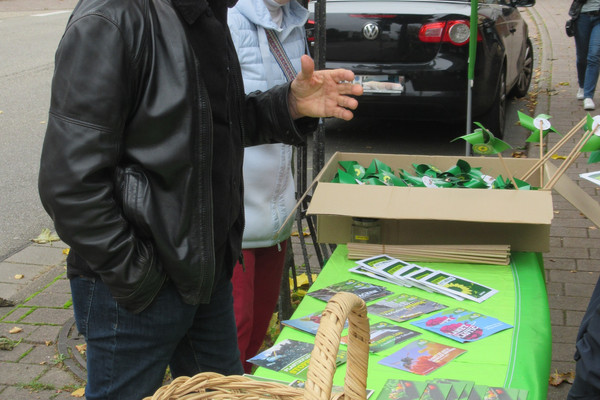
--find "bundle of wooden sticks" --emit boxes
[346,243,511,265]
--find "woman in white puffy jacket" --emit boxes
[228,0,309,373]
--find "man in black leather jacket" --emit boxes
[38,0,362,398]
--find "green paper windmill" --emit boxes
[451,122,512,155]
[581,114,600,153]
[518,111,560,142]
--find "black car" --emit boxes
[307,0,535,137]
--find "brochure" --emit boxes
[420,271,498,303]
[308,279,393,303]
[420,381,453,400]
[349,265,402,285]
[341,321,421,353]
[375,379,427,400]
[427,378,473,400]
[411,308,513,343]
[368,293,447,323]
[248,339,347,378]
[281,311,347,335]
[378,339,466,375]
[404,266,465,301]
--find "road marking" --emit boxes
[32,11,71,17]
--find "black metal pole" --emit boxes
[312,0,326,179]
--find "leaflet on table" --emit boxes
[378,339,466,375]
[355,254,415,287]
[341,320,421,352]
[403,266,466,301]
[367,293,448,323]
[355,254,498,303]
[307,279,393,303]
[467,385,525,400]
[420,271,498,303]
[411,307,513,343]
[349,265,403,286]
[281,311,348,335]
[374,378,527,400]
[247,339,346,379]
[289,379,375,398]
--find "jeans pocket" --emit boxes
[70,276,96,339]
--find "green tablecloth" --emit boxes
[254,245,551,400]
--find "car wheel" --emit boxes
[510,38,534,98]
[479,66,506,139]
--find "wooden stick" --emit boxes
[521,116,587,181]
[539,120,544,187]
[498,153,519,189]
[544,125,597,190]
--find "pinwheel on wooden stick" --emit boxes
[544,114,600,190]
[451,122,519,189]
[518,111,561,186]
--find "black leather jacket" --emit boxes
[38,0,314,313]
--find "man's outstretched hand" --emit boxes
[289,55,363,121]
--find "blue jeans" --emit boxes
[575,13,600,99]
[71,276,243,400]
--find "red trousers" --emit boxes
[231,242,286,373]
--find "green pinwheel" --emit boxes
[518,111,560,142]
[452,122,512,155]
[581,114,600,152]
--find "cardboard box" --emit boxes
[306,152,554,252]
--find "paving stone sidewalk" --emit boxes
[0,0,598,399]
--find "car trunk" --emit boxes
[308,0,472,64]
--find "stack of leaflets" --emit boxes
[378,339,466,375]
[281,311,348,335]
[368,293,448,323]
[354,255,498,303]
[307,279,393,303]
[411,308,513,343]
[341,321,422,353]
[376,378,528,400]
[247,339,346,379]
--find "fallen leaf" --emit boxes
[63,248,70,255]
[71,387,86,397]
[549,370,575,386]
[558,82,570,86]
[14,274,24,280]
[40,121,46,124]
[590,226,598,230]
[75,344,87,354]
[45,340,53,346]
[551,154,567,160]
[32,228,60,244]
[9,327,22,334]
[0,298,15,307]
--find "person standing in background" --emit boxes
[572,0,600,110]
[227,0,309,373]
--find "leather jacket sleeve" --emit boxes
[243,83,318,147]
[38,14,165,313]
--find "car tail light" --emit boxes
[418,20,481,46]
[306,19,315,44]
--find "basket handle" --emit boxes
[304,292,370,400]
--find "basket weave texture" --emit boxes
[144,292,370,400]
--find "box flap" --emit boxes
[545,161,600,228]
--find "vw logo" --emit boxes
[363,23,380,40]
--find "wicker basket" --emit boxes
[144,292,370,400]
